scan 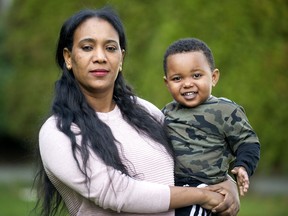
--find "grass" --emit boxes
[0,181,36,216]
[0,181,287,216]
[239,194,288,216]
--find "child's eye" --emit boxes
[172,76,181,82]
[193,73,202,79]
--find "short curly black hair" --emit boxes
[163,38,215,75]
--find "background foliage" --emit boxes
[0,0,288,175]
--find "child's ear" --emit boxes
[212,69,220,87]
[163,76,168,86]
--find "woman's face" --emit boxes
[64,17,124,98]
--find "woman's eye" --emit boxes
[82,45,93,51]
[106,46,117,52]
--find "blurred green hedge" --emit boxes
[1,0,287,174]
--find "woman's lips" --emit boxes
[90,69,109,76]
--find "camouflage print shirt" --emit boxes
[162,96,260,185]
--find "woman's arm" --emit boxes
[40,117,172,213]
[169,185,224,210]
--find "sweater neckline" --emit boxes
[96,104,121,121]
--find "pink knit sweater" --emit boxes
[39,97,175,216]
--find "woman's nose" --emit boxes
[93,48,107,63]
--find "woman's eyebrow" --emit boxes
[78,38,95,43]
[79,38,118,44]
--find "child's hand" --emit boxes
[231,166,249,196]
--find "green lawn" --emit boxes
[0,181,36,216]
[239,194,288,216]
[0,181,287,216]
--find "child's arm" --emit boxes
[231,166,249,196]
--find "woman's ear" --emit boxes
[63,48,72,70]
[212,68,220,87]
[119,49,125,72]
[121,49,125,60]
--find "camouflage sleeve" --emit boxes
[224,106,260,176]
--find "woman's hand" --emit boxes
[169,185,224,210]
[198,188,224,210]
[205,177,240,216]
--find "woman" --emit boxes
[35,7,239,216]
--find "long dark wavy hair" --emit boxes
[34,7,174,216]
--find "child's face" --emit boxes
[164,51,219,108]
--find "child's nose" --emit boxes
[183,78,194,87]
